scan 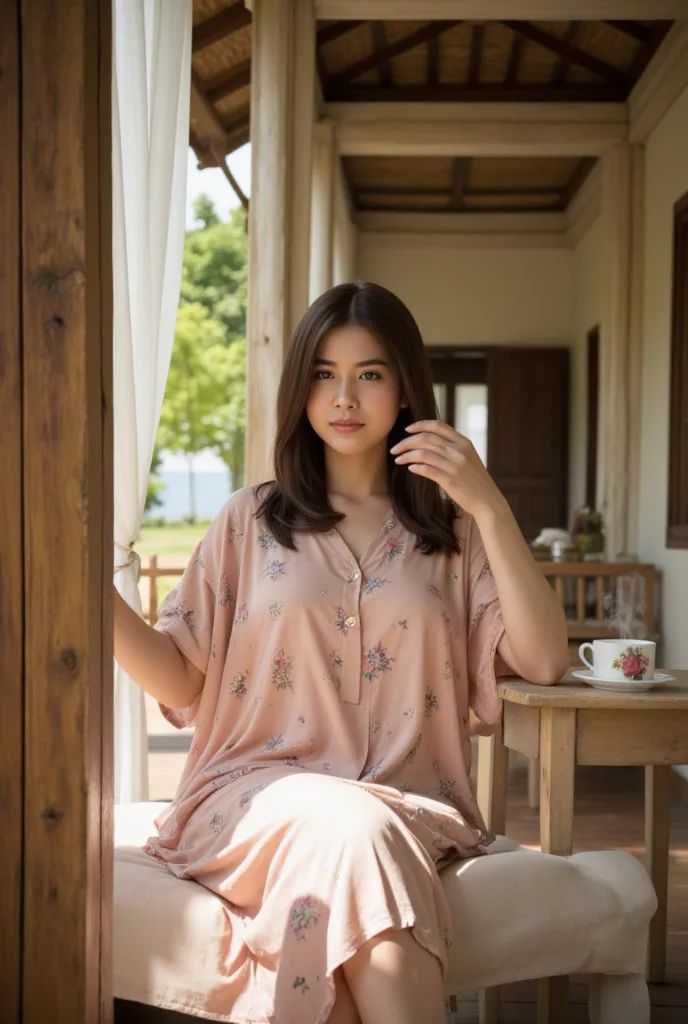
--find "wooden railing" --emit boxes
[538,561,659,642]
[140,555,660,642]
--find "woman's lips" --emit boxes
[330,421,364,433]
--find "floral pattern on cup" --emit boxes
[612,645,650,681]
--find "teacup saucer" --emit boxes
[572,669,675,693]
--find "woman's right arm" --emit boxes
[113,587,204,709]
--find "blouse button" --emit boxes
[350,571,360,581]
[345,615,357,628]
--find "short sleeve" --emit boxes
[153,495,243,728]
[463,515,510,733]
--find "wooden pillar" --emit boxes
[0,0,114,1019]
[309,118,336,303]
[598,143,644,558]
[0,3,23,1019]
[246,0,316,485]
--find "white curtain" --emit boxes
[112,0,193,803]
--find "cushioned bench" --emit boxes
[114,802,656,1024]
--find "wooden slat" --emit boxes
[468,22,485,86]
[506,31,526,84]
[192,5,251,53]
[21,1,113,1020]
[372,22,391,87]
[427,33,439,86]
[605,20,653,44]
[450,157,471,210]
[316,1,687,15]
[317,19,365,47]
[0,1,22,1016]
[328,84,626,103]
[204,60,251,104]
[552,21,581,85]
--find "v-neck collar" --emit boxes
[329,506,396,571]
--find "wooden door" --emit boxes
[487,348,569,541]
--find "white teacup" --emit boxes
[578,639,656,682]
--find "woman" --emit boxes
[114,282,568,1024]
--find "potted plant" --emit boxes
[571,507,605,558]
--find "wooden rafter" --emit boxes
[192,5,251,53]
[317,20,365,46]
[506,33,525,84]
[604,21,653,44]
[356,186,567,199]
[372,22,391,87]
[328,21,457,88]
[502,21,628,86]
[427,33,439,86]
[190,72,249,205]
[553,22,581,85]
[468,23,485,86]
[450,157,471,209]
[328,84,626,103]
[204,59,251,104]
[315,2,687,17]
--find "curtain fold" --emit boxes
[112,0,193,803]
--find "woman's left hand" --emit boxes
[390,420,505,519]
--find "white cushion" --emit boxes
[114,803,656,1012]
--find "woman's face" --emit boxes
[306,324,405,456]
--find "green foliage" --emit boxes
[180,197,247,345]
[145,445,165,513]
[152,194,247,516]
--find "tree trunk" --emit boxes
[187,454,196,522]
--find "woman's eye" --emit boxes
[361,371,381,381]
[313,370,332,380]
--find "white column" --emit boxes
[598,143,644,558]
[246,0,315,485]
[309,119,335,303]
[333,159,359,284]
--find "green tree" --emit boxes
[209,338,246,491]
[180,197,247,344]
[156,303,226,522]
[144,445,165,514]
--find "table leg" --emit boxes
[476,724,509,1022]
[538,707,576,1022]
[645,764,670,983]
[528,756,540,809]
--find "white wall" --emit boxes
[358,235,574,347]
[359,231,584,518]
[637,83,688,677]
[571,219,603,513]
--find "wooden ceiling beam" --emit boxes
[451,157,471,209]
[355,186,567,198]
[315,2,688,18]
[330,101,628,156]
[189,73,249,206]
[562,156,597,207]
[328,84,626,103]
[192,5,251,53]
[328,21,456,88]
[204,60,251,104]
[372,22,392,87]
[502,21,627,86]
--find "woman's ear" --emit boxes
[400,398,409,409]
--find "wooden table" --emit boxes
[476,670,688,1024]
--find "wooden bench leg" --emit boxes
[537,976,569,1024]
[478,985,500,1024]
[645,764,670,983]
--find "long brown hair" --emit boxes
[256,282,460,555]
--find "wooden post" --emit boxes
[20,1,114,1021]
[246,0,316,484]
[0,3,23,1018]
[645,764,671,982]
[598,143,644,558]
[309,118,336,302]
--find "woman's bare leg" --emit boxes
[342,927,446,1024]
[326,967,362,1024]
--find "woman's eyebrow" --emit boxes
[313,358,389,367]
